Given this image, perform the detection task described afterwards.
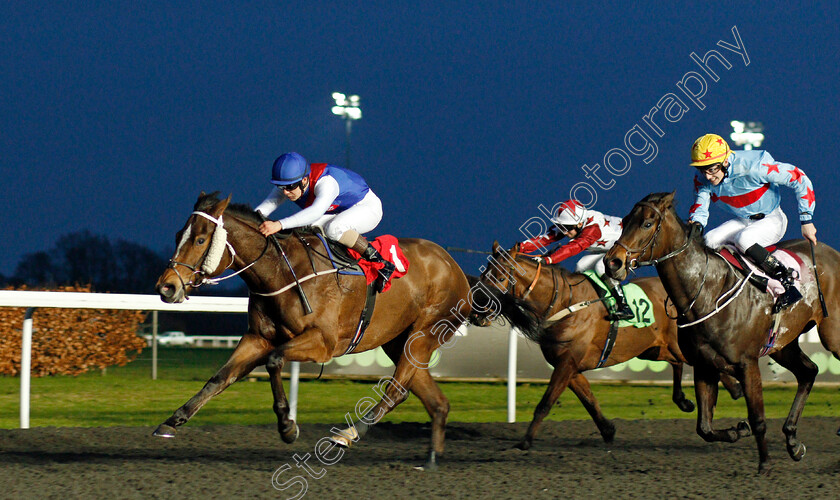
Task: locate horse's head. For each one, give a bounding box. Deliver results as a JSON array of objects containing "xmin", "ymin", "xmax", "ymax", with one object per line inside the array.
[
  {"xmin": 605, "ymin": 191, "xmax": 683, "ymax": 280},
  {"xmin": 156, "ymin": 192, "xmax": 233, "ymax": 303},
  {"xmin": 478, "ymin": 240, "xmax": 538, "ymax": 298}
]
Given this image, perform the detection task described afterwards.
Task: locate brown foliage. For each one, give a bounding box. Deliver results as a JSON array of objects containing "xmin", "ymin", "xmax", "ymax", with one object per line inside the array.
[{"xmin": 0, "ymin": 285, "xmax": 147, "ymax": 376}]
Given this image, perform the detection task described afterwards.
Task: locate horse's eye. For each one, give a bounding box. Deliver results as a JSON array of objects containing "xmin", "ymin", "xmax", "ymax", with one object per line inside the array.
[
  {"xmin": 644, "ymin": 222, "xmax": 653, "ymax": 229},
  {"xmin": 197, "ymin": 237, "xmax": 206, "ymax": 245}
]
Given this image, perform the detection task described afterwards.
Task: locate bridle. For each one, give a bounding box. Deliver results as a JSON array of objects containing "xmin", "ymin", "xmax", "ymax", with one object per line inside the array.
[
  {"xmin": 167, "ymin": 211, "xmax": 268, "ymax": 292},
  {"xmin": 613, "ymin": 201, "xmax": 692, "ymax": 269}
]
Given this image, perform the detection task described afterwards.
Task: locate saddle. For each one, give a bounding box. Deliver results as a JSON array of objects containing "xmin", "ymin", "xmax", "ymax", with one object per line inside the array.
[{"xmin": 718, "ymin": 245, "xmax": 808, "ymax": 300}]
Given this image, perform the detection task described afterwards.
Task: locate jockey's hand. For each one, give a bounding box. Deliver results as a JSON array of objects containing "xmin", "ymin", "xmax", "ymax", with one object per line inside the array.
[
  {"xmin": 259, "ymin": 220, "xmax": 283, "ymax": 236},
  {"xmin": 801, "ymin": 222, "xmax": 817, "ymax": 244},
  {"xmin": 530, "ymin": 256, "xmax": 545, "ymax": 264}
]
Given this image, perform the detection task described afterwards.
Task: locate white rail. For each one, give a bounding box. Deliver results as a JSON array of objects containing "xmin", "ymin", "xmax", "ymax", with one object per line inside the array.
[{"xmin": 0, "ymin": 290, "xmax": 302, "ymax": 429}]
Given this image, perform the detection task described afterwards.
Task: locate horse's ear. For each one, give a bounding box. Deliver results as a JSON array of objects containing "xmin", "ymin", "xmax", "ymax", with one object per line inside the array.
[
  {"xmin": 511, "ymin": 242, "xmax": 521, "ymax": 255},
  {"xmin": 492, "ymin": 240, "xmax": 501, "ymax": 253},
  {"xmin": 211, "ymin": 194, "xmax": 232, "ymax": 217},
  {"xmin": 663, "ymin": 191, "xmax": 676, "ymax": 208}
]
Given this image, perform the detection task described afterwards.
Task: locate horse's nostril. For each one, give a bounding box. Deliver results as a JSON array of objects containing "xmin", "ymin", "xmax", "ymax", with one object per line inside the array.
[{"xmin": 158, "ymin": 284, "xmax": 175, "ymax": 298}]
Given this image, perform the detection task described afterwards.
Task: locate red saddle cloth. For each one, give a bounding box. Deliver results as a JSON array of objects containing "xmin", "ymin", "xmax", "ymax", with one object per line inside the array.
[{"xmin": 347, "ymin": 235, "xmax": 409, "ymax": 293}]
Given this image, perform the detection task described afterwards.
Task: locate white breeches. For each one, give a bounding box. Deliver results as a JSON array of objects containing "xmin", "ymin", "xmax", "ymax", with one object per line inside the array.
[
  {"xmin": 312, "ymin": 190, "xmax": 384, "ymax": 241},
  {"xmin": 703, "ymin": 206, "xmax": 788, "ymax": 252},
  {"xmin": 575, "ymin": 253, "xmax": 606, "ymax": 275}
]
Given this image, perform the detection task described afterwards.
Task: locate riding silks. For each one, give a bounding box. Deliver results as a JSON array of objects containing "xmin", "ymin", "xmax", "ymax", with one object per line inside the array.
[
  {"xmin": 582, "ymin": 271, "xmax": 655, "ymax": 328},
  {"xmin": 346, "ymin": 235, "xmax": 409, "ymax": 293}
]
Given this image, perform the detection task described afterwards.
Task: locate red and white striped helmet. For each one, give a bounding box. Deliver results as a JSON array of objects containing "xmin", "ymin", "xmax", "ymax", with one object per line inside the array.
[{"xmin": 554, "ymin": 200, "xmax": 586, "ymax": 227}]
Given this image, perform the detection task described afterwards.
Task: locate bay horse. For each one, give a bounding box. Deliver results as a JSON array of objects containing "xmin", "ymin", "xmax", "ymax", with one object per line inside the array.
[
  {"xmin": 153, "ymin": 192, "xmax": 541, "ymax": 469},
  {"xmin": 478, "ymin": 241, "xmax": 742, "ymax": 450},
  {"xmin": 604, "ymin": 192, "xmax": 840, "ymax": 474}
]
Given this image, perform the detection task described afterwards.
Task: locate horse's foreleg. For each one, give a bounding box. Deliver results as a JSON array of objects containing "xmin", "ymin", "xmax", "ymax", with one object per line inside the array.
[
  {"xmin": 694, "ymin": 364, "xmax": 751, "ymax": 444},
  {"xmin": 516, "ymin": 360, "xmax": 578, "ymax": 450},
  {"xmin": 266, "ymin": 351, "xmax": 299, "ymax": 444},
  {"xmin": 668, "ymin": 362, "xmax": 695, "ymax": 412},
  {"xmin": 153, "ymin": 334, "xmax": 271, "ymax": 437},
  {"xmin": 770, "ymin": 341, "xmax": 817, "ymax": 462},
  {"xmin": 738, "ymin": 360, "xmax": 770, "ymax": 474},
  {"xmin": 719, "ymin": 372, "xmax": 744, "ymax": 400},
  {"xmin": 568, "ymin": 372, "xmax": 616, "ymax": 444}
]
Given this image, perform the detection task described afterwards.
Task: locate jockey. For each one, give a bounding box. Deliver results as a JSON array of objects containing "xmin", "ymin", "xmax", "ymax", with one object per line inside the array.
[
  {"xmin": 256, "ymin": 152, "xmax": 395, "ymax": 291},
  {"xmin": 519, "ymin": 200, "xmax": 634, "ymax": 321},
  {"xmin": 687, "ymin": 133, "xmax": 818, "ymax": 312}
]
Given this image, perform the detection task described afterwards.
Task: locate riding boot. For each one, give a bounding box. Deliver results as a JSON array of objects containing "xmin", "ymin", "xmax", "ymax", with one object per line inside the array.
[
  {"xmin": 351, "ymin": 235, "xmax": 396, "ymax": 292},
  {"xmin": 606, "ymin": 277, "xmax": 635, "ymax": 321},
  {"xmin": 744, "ymin": 243, "xmax": 803, "ymax": 313}
]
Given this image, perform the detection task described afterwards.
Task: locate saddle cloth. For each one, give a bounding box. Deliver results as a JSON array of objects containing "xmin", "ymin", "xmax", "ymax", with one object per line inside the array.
[
  {"xmin": 719, "ymin": 245, "xmax": 810, "ymax": 300},
  {"xmin": 582, "ymin": 270, "xmax": 655, "ymax": 328},
  {"xmin": 347, "ymin": 235, "xmax": 409, "ymax": 293}
]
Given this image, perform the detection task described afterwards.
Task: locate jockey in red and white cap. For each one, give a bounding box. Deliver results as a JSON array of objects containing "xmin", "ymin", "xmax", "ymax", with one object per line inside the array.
[{"xmin": 519, "ymin": 200, "xmax": 634, "ymax": 321}]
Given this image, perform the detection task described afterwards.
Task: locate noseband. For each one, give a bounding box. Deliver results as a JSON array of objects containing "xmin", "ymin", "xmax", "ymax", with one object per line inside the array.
[{"xmin": 167, "ymin": 211, "xmax": 258, "ymax": 290}]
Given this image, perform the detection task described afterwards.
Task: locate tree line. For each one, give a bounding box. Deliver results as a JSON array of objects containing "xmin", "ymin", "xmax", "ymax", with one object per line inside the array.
[{"xmin": 4, "ymin": 230, "xmax": 170, "ymax": 294}]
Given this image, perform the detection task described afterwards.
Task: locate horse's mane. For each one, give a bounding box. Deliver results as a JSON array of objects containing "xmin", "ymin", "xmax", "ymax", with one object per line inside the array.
[{"xmin": 193, "ymin": 191, "xmax": 321, "ymax": 236}]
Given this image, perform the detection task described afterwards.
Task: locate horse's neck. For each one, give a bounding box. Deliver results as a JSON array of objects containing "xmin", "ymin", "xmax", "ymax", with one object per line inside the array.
[
  {"xmin": 656, "ymin": 237, "xmax": 736, "ymax": 319},
  {"xmin": 225, "ymin": 217, "xmax": 292, "ymax": 288}
]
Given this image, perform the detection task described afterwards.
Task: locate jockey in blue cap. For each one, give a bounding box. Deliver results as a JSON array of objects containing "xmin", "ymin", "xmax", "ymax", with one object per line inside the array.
[
  {"xmin": 688, "ymin": 134, "xmax": 817, "ymax": 312},
  {"xmin": 256, "ymin": 152, "xmax": 395, "ymax": 291}
]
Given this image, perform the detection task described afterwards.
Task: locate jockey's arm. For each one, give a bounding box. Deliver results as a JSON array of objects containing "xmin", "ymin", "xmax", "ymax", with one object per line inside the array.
[
  {"xmin": 544, "ymin": 225, "xmax": 601, "ymax": 264},
  {"xmin": 688, "ymin": 175, "xmax": 711, "ymax": 227},
  {"xmin": 255, "ymin": 188, "xmax": 286, "ymax": 217},
  {"xmin": 519, "ymin": 229, "xmax": 562, "ymax": 254},
  {"xmin": 754, "ymin": 153, "xmax": 817, "ymax": 244},
  {"xmin": 277, "ymin": 176, "xmax": 340, "ymax": 229}
]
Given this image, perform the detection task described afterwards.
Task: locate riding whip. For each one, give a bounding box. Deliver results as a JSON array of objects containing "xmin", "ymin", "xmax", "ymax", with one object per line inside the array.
[
  {"xmin": 256, "ymin": 211, "xmax": 314, "ymax": 315},
  {"xmin": 809, "ymin": 241, "xmax": 828, "ymax": 317}
]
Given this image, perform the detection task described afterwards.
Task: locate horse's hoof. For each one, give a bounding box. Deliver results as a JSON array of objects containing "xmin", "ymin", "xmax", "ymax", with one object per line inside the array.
[
  {"xmin": 601, "ymin": 423, "xmax": 616, "ymax": 444},
  {"xmin": 788, "ymin": 442, "xmax": 806, "ymax": 461},
  {"xmin": 758, "ymin": 462, "xmax": 772, "ymax": 476},
  {"xmin": 836, "ymin": 426, "xmax": 840, "ymax": 437},
  {"xmin": 514, "ymin": 439, "xmax": 532, "ymax": 451},
  {"xmin": 280, "ymin": 423, "xmax": 299, "ymax": 444},
  {"xmin": 413, "ymin": 451, "xmax": 438, "ymax": 471},
  {"xmin": 152, "ymin": 423, "xmax": 177, "ymax": 438},
  {"xmin": 677, "ymin": 398, "xmax": 695, "ymax": 413},
  {"xmin": 736, "ymin": 420, "xmax": 752, "ymax": 438},
  {"xmin": 328, "ymin": 427, "xmax": 359, "ymax": 449}
]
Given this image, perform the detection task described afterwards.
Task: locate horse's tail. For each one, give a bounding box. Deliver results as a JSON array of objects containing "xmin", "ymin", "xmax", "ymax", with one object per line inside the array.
[{"xmin": 484, "ymin": 285, "xmax": 545, "ymax": 342}]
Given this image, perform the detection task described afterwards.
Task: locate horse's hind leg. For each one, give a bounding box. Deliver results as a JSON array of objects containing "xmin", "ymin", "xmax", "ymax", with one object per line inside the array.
[
  {"xmin": 153, "ymin": 334, "xmax": 271, "ymax": 437},
  {"xmin": 266, "ymin": 351, "xmax": 299, "ymax": 444},
  {"xmin": 720, "ymin": 372, "xmax": 744, "ymax": 400},
  {"xmin": 669, "ymin": 362, "xmax": 695, "ymax": 412},
  {"xmin": 770, "ymin": 341, "xmax": 817, "ymax": 461},
  {"xmin": 516, "ymin": 359, "xmax": 578, "ymax": 450},
  {"xmin": 815, "ymin": 316, "xmax": 840, "ymax": 436}
]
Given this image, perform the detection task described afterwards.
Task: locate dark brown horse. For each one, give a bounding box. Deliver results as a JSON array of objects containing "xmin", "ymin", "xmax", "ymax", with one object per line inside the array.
[
  {"xmin": 153, "ymin": 192, "xmax": 540, "ymax": 469},
  {"xmin": 478, "ymin": 241, "xmax": 742, "ymax": 449},
  {"xmin": 605, "ymin": 192, "xmax": 840, "ymax": 474}
]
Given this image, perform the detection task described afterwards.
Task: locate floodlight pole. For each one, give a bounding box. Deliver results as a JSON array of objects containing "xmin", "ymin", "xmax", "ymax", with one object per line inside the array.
[{"xmin": 332, "ymin": 92, "xmax": 361, "ymax": 169}]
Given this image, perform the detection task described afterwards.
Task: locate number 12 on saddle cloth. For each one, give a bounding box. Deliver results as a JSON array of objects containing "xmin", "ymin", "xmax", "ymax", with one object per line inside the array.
[
  {"xmin": 347, "ymin": 235, "xmax": 409, "ymax": 292},
  {"xmin": 582, "ymin": 270, "xmax": 655, "ymax": 328}
]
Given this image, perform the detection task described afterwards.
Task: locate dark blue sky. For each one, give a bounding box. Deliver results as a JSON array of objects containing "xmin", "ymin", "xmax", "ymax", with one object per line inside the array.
[{"xmin": 3, "ymin": 2, "xmax": 839, "ymax": 281}]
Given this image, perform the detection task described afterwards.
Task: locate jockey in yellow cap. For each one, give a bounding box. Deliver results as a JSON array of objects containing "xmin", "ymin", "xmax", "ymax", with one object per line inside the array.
[{"xmin": 688, "ymin": 134, "xmax": 817, "ymax": 312}]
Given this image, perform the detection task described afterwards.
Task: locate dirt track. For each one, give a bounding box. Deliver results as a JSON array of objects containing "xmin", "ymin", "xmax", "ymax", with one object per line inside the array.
[{"xmin": 1, "ymin": 417, "xmax": 838, "ymax": 499}]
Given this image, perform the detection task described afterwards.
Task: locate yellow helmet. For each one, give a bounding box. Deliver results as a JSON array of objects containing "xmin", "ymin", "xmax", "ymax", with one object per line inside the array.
[{"xmin": 690, "ymin": 134, "xmax": 731, "ymax": 167}]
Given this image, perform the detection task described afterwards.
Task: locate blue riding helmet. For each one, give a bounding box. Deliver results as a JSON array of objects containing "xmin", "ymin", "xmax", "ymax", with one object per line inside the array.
[{"xmin": 270, "ymin": 152, "xmax": 310, "ymax": 185}]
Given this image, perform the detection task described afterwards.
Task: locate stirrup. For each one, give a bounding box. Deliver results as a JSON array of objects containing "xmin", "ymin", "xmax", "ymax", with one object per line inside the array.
[
  {"xmin": 609, "ymin": 305, "xmax": 635, "ymax": 321},
  {"xmin": 374, "ymin": 260, "xmax": 396, "ymax": 292}
]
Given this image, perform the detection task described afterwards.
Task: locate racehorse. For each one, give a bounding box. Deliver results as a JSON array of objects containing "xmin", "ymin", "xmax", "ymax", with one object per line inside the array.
[
  {"xmin": 604, "ymin": 192, "xmax": 840, "ymax": 474},
  {"xmin": 477, "ymin": 241, "xmax": 742, "ymax": 450},
  {"xmin": 153, "ymin": 192, "xmax": 541, "ymax": 469}
]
